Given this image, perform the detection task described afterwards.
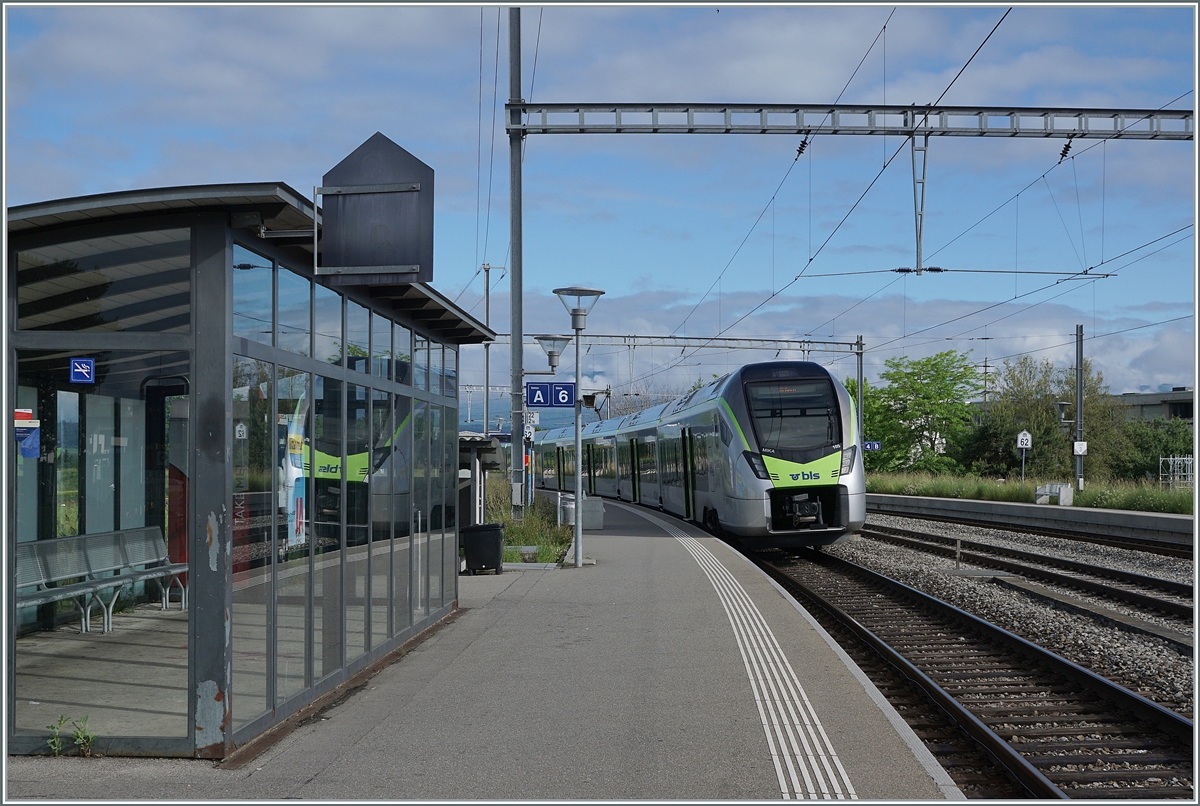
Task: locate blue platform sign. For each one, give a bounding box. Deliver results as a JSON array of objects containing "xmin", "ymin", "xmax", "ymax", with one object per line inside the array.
[
  {"xmin": 550, "ymin": 382, "xmax": 576, "ymax": 408},
  {"xmin": 863, "ymin": 441, "xmax": 882, "ymax": 451},
  {"xmin": 526, "ymin": 382, "xmax": 551, "ymax": 407},
  {"xmin": 69, "ymin": 358, "xmax": 95, "ymax": 384}
]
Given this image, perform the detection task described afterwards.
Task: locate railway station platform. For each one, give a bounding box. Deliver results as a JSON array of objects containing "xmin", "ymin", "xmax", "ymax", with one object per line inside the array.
[{"xmin": 6, "ymin": 500, "xmax": 962, "ymax": 801}]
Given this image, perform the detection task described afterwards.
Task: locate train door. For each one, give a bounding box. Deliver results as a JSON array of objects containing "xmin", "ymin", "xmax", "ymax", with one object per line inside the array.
[
  {"xmin": 586, "ymin": 444, "xmax": 596, "ymax": 495},
  {"xmin": 682, "ymin": 427, "xmax": 696, "ymax": 521},
  {"xmin": 629, "ymin": 439, "xmax": 640, "ymax": 503}
]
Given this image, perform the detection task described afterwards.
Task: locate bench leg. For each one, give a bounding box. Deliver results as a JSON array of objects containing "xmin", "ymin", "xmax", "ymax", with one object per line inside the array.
[
  {"xmin": 94, "ymin": 587, "xmax": 124, "ymax": 633},
  {"xmin": 76, "ymin": 596, "xmax": 92, "ymax": 633},
  {"xmin": 170, "ymin": 575, "xmax": 188, "ymax": 611}
]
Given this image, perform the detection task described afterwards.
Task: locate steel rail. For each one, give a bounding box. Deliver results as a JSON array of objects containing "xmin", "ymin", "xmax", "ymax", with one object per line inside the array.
[
  {"xmin": 866, "ymin": 506, "xmax": 1193, "ymax": 559},
  {"xmin": 752, "ymin": 555, "xmax": 1069, "ymax": 800},
  {"xmin": 862, "ymin": 526, "xmax": 1194, "ymax": 618},
  {"xmin": 819, "ymin": 553, "xmax": 1194, "ymax": 740}
]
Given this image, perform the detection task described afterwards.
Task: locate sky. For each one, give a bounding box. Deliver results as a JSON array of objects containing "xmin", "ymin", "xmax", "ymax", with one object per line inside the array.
[{"xmin": 4, "ymin": 3, "xmax": 1196, "ymax": 433}]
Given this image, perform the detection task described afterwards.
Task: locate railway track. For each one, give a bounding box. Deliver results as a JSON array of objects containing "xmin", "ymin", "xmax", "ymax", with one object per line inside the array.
[
  {"xmin": 860, "ymin": 524, "xmax": 1194, "ymax": 631},
  {"xmin": 868, "ymin": 509, "xmax": 1192, "ymax": 559},
  {"xmin": 748, "ymin": 547, "xmax": 1194, "ymax": 799}
]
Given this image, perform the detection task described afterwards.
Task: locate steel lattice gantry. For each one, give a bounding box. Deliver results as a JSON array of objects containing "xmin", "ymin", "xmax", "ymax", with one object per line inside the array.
[{"xmin": 506, "ymin": 103, "xmax": 1193, "ymax": 139}]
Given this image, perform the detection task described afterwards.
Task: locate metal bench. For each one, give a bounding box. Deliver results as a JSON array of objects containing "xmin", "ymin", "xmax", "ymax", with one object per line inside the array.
[{"xmin": 15, "ymin": 527, "xmax": 187, "ymax": 634}]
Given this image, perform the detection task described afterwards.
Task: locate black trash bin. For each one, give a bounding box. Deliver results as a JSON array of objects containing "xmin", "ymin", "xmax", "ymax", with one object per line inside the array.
[{"xmin": 461, "ymin": 523, "xmax": 504, "ymax": 575}]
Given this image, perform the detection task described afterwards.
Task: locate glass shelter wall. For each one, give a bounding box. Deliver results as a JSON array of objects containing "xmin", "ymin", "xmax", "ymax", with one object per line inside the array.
[
  {"xmin": 226, "ymin": 241, "xmax": 459, "ymax": 737},
  {"xmin": 10, "ymin": 210, "xmax": 463, "ymax": 757},
  {"xmin": 11, "ymin": 223, "xmax": 196, "ymax": 743}
]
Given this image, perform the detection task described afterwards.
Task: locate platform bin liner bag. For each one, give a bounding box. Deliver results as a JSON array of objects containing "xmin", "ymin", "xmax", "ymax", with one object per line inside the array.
[{"xmin": 461, "ymin": 523, "xmax": 504, "ymax": 575}]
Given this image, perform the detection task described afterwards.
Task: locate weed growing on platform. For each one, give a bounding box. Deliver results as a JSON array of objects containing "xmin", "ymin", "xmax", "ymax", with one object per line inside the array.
[
  {"xmin": 71, "ymin": 716, "xmax": 95, "ymax": 757},
  {"xmin": 46, "ymin": 715, "xmax": 68, "ymax": 756},
  {"xmin": 484, "ymin": 473, "xmax": 573, "ymax": 562}
]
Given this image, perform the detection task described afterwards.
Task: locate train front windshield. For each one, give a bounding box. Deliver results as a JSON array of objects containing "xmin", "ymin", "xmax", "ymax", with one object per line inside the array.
[{"xmin": 745, "ymin": 379, "xmax": 841, "ymax": 462}]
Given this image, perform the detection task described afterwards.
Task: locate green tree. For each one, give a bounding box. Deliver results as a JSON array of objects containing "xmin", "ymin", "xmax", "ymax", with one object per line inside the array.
[
  {"xmin": 1110, "ymin": 417, "xmax": 1195, "ymax": 480},
  {"xmin": 961, "ymin": 355, "xmax": 1063, "ymax": 478},
  {"xmin": 873, "ymin": 350, "xmax": 983, "ymax": 473},
  {"xmin": 962, "ymin": 354, "xmax": 1133, "ymax": 481},
  {"xmin": 843, "ymin": 376, "xmax": 909, "ymax": 472}
]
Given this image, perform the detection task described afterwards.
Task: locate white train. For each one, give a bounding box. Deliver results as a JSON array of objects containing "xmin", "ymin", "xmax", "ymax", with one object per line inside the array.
[{"xmin": 533, "ymin": 361, "xmax": 866, "ymax": 547}]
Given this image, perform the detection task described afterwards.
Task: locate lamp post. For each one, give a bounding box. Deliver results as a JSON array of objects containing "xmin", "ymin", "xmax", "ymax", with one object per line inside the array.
[{"xmin": 553, "ymin": 286, "xmax": 605, "ymax": 568}]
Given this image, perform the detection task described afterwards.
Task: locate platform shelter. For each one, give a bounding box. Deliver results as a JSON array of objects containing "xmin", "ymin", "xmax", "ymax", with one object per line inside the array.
[{"xmin": 7, "ymin": 164, "xmax": 491, "ymax": 756}]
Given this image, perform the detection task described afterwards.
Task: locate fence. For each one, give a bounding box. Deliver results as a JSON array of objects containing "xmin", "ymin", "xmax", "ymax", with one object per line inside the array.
[{"xmin": 1159, "ymin": 455, "xmax": 1194, "ymax": 490}]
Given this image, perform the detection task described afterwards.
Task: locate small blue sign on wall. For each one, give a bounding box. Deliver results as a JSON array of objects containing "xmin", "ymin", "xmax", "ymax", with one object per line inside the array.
[
  {"xmin": 526, "ymin": 382, "xmax": 551, "ymax": 407},
  {"xmin": 69, "ymin": 358, "xmax": 95, "ymax": 384},
  {"xmin": 863, "ymin": 441, "xmax": 882, "ymax": 451},
  {"xmin": 550, "ymin": 382, "xmax": 576, "ymax": 408}
]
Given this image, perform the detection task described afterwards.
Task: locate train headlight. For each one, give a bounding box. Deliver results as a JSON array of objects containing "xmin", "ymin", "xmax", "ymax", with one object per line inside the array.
[
  {"xmin": 743, "ymin": 451, "xmax": 771, "ymax": 480},
  {"xmin": 840, "ymin": 445, "xmax": 857, "ymax": 476}
]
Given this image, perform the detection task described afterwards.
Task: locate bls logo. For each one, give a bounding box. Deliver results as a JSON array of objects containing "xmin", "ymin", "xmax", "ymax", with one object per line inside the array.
[{"xmin": 790, "ymin": 471, "xmax": 820, "ymax": 481}]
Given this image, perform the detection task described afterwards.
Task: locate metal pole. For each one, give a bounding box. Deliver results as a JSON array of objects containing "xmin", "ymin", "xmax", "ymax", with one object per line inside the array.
[
  {"xmin": 482, "ymin": 263, "xmax": 490, "ymax": 517},
  {"xmin": 508, "ymin": 7, "xmax": 524, "ymax": 519},
  {"xmin": 856, "ymin": 335, "xmax": 864, "ymax": 446},
  {"xmin": 1075, "ymin": 324, "xmax": 1084, "ymax": 492},
  {"xmin": 574, "ymin": 324, "xmax": 583, "ymax": 567}
]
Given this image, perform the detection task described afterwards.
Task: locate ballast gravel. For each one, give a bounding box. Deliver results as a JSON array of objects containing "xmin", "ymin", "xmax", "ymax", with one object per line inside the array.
[
  {"xmin": 864, "ymin": 514, "xmax": 1195, "ymax": 635},
  {"xmin": 826, "ymin": 518, "xmax": 1194, "ymax": 719}
]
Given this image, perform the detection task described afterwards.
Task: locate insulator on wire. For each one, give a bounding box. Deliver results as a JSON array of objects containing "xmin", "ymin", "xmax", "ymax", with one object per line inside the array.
[{"xmin": 1059, "ymin": 140, "xmax": 1072, "ymax": 162}]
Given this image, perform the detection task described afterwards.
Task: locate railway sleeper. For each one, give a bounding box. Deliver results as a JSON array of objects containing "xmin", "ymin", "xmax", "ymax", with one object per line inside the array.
[
  {"xmin": 1045, "ymin": 768, "xmax": 1193, "ymax": 783},
  {"xmin": 1028, "ymin": 752, "xmax": 1193, "ymax": 767},
  {"xmin": 993, "ymin": 725, "xmax": 1177, "ymax": 738}
]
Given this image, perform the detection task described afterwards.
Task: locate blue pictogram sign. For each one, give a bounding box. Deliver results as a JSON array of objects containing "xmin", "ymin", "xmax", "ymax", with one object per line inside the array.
[
  {"xmin": 550, "ymin": 382, "xmax": 576, "ymax": 407},
  {"xmin": 863, "ymin": 441, "xmax": 882, "ymax": 451},
  {"xmin": 69, "ymin": 358, "xmax": 95, "ymax": 384},
  {"xmin": 526, "ymin": 382, "xmax": 551, "ymax": 407}
]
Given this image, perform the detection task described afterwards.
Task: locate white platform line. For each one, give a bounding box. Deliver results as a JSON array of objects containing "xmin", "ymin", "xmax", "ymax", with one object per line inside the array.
[{"xmin": 618, "ymin": 505, "xmax": 856, "ymax": 800}]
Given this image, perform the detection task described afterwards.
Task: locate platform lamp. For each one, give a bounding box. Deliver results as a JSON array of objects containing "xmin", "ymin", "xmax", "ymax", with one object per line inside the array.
[{"xmin": 553, "ymin": 286, "xmax": 605, "ymax": 568}]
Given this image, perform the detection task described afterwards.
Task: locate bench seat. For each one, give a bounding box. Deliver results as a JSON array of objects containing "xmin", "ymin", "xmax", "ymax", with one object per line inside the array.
[{"xmin": 16, "ymin": 527, "xmax": 187, "ymax": 634}]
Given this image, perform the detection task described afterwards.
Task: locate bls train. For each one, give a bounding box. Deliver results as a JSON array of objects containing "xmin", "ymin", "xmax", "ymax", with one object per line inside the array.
[{"xmin": 532, "ymin": 361, "xmax": 866, "ymax": 548}]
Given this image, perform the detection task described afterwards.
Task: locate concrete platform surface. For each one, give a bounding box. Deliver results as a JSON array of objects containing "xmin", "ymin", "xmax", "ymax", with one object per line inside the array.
[{"xmin": 7, "ymin": 500, "xmax": 961, "ymax": 801}]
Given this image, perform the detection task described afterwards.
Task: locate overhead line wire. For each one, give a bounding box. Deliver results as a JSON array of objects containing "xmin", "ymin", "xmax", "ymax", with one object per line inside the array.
[{"xmin": 669, "ymin": 7, "xmax": 897, "ymax": 337}]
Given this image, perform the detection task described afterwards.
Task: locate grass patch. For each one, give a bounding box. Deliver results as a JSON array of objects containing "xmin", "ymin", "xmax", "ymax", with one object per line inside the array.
[
  {"xmin": 484, "ymin": 474, "xmax": 574, "ymax": 563},
  {"xmin": 867, "ymin": 472, "xmax": 1193, "ymax": 515}
]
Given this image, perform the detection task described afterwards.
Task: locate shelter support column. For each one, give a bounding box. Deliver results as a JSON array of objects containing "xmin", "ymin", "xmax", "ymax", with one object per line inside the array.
[{"xmin": 191, "ymin": 217, "xmax": 235, "ymax": 757}]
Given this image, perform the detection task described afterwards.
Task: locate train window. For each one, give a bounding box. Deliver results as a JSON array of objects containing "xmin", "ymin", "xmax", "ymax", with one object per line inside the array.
[
  {"xmin": 745, "ymin": 379, "xmax": 840, "ymax": 463},
  {"xmin": 719, "ymin": 418, "xmax": 733, "ymax": 447}
]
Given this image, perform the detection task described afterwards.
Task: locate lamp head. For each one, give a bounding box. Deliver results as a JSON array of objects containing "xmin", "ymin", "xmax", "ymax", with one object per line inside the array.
[
  {"xmin": 534, "ymin": 334, "xmax": 571, "ymax": 372},
  {"xmin": 553, "ymin": 286, "xmax": 605, "ymax": 330}
]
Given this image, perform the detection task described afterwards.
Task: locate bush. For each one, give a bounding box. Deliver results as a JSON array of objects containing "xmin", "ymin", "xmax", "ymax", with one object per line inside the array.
[{"xmin": 483, "ymin": 473, "xmax": 574, "ymax": 559}]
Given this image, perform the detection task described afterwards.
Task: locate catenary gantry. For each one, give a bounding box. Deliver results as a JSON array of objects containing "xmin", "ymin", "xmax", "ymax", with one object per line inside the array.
[{"xmin": 507, "ymin": 103, "xmax": 1193, "ymax": 139}]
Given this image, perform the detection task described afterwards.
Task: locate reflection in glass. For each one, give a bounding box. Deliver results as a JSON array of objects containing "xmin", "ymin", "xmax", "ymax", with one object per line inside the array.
[
  {"xmin": 429, "ymin": 344, "xmax": 443, "ymax": 398},
  {"xmin": 232, "ymin": 356, "xmax": 273, "ymax": 729},
  {"xmin": 233, "ymin": 245, "xmax": 273, "ymax": 345},
  {"xmin": 444, "ymin": 348, "xmax": 458, "ymax": 399},
  {"xmin": 314, "ymin": 376, "xmax": 344, "ymax": 680},
  {"xmin": 443, "ymin": 405, "xmax": 459, "ymax": 605},
  {"xmin": 277, "ymin": 367, "xmax": 311, "ymax": 703},
  {"xmin": 276, "ymin": 270, "xmax": 311, "ymax": 357},
  {"xmin": 371, "ymin": 389, "xmax": 393, "ymax": 645},
  {"xmin": 428, "ymin": 406, "xmax": 443, "ymax": 608},
  {"xmin": 18, "ymin": 228, "xmax": 192, "ymax": 333},
  {"xmin": 346, "ymin": 383, "xmax": 369, "ymax": 661},
  {"xmin": 414, "ymin": 335, "xmax": 429, "ymax": 392},
  {"xmin": 392, "ymin": 395, "xmax": 412, "ymax": 634},
  {"xmin": 394, "ymin": 325, "xmax": 412, "ymax": 385},
  {"xmin": 314, "ymin": 285, "xmax": 342, "ymax": 367},
  {"xmin": 346, "ymin": 299, "xmax": 370, "ymax": 374},
  {"xmin": 372, "ymin": 313, "xmax": 392, "ymax": 380},
  {"xmin": 412, "ymin": 400, "xmax": 429, "ymax": 619}
]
